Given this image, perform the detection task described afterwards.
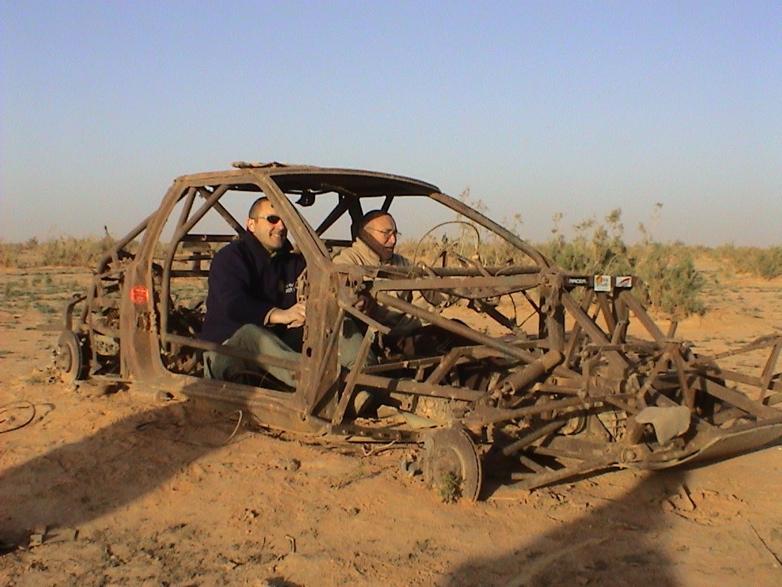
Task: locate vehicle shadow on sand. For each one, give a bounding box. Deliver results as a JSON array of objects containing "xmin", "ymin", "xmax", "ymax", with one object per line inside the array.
[
  {"xmin": 0, "ymin": 400, "xmax": 242, "ymax": 548},
  {"xmin": 439, "ymin": 469, "xmax": 692, "ymax": 587}
]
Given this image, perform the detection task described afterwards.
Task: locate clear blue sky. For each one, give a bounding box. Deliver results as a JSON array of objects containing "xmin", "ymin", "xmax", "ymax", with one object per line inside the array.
[{"xmin": 2, "ymin": 1, "xmax": 780, "ymax": 246}]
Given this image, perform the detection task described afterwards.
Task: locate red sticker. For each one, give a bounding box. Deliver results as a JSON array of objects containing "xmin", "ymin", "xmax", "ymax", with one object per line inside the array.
[{"xmin": 130, "ymin": 285, "xmax": 149, "ymax": 305}]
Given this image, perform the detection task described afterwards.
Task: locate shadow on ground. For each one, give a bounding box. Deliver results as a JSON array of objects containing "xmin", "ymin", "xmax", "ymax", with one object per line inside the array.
[
  {"xmin": 0, "ymin": 401, "xmax": 238, "ymax": 547},
  {"xmin": 440, "ymin": 469, "xmax": 690, "ymax": 587}
]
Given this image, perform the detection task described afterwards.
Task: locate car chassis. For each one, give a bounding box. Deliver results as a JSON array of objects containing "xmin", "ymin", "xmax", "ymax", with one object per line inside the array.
[{"xmin": 55, "ymin": 162, "xmax": 782, "ymax": 501}]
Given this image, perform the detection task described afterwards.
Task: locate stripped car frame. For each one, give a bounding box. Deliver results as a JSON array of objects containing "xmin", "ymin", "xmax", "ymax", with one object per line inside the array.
[{"xmin": 55, "ymin": 162, "xmax": 782, "ymax": 501}]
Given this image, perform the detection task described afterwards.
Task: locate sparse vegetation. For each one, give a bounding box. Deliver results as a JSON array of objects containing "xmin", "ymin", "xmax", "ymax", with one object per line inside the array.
[
  {"xmin": 2, "ymin": 209, "xmax": 778, "ymax": 321},
  {"xmin": 0, "ymin": 236, "xmax": 115, "ymax": 269},
  {"xmin": 632, "ymin": 242, "xmax": 705, "ymax": 318},
  {"xmin": 0, "ymin": 270, "xmax": 92, "ymax": 324},
  {"xmin": 435, "ymin": 471, "xmax": 462, "ymax": 504},
  {"xmin": 711, "ymin": 244, "xmax": 782, "ymax": 279},
  {"xmin": 533, "ymin": 208, "xmax": 705, "ymax": 318},
  {"xmin": 539, "ymin": 209, "xmax": 631, "ymax": 275}
]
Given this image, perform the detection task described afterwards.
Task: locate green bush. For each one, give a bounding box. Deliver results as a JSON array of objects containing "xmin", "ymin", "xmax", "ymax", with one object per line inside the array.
[
  {"xmin": 537, "ymin": 209, "xmax": 705, "ymax": 319},
  {"xmin": 539, "ymin": 209, "xmax": 633, "ymax": 276},
  {"xmin": 631, "ymin": 243, "xmax": 705, "ymax": 318},
  {"xmin": 713, "ymin": 244, "xmax": 782, "ymax": 279},
  {"xmin": 754, "ymin": 247, "xmax": 782, "ymax": 279}
]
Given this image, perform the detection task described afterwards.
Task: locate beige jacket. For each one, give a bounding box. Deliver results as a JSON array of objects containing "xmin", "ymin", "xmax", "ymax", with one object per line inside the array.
[{"xmin": 332, "ymin": 239, "xmax": 439, "ymax": 334}]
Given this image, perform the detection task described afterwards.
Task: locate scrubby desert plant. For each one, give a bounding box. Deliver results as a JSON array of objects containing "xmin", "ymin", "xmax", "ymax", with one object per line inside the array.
[
  {"xmin": 538, "ymin": 208, "xmax": 705, "ymax": 318},
  {"xmin": 540, "ymin": 209, "xmax": 633, "ymax": 277},
  {"xmin": 0, "ymin": 235, "xmax": 116, "ymax": 268},
  {"xmin": 712, "ymin": 244, "xmax": 782, "ymax": 279},
  {"xmin": 632, "ymin": 242, "xmax": 705, "ymax": 318}
]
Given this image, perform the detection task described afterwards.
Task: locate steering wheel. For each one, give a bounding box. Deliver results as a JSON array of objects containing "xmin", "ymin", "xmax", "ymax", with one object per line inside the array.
[{"xmin": 412, "ymin": 221, "xmax": 483, "ymax": 268}]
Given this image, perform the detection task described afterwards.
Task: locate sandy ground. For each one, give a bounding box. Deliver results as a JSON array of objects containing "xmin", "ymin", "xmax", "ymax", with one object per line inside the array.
[{"xmin": 1, "ymin": 264, "xmax": 781, "ymax": 586}]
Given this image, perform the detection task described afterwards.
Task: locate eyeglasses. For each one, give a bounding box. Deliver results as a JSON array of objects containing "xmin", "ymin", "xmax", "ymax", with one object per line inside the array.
[
  {"xmin": 365, "ymin": 227, "xmax": 400, "ymax": 239},
  {"xmin": 252, "ymin": 215, "xmax": 283, "ymax": 225}
]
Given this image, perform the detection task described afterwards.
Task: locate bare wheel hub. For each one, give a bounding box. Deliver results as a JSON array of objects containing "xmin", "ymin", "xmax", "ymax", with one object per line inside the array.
[
  {"xmin": 423, "ymin": 427, "xmax": 482, "ymax": 502},
  {"xmin": 54, "ymin": 330, "xmax": 86, "ymax": 383}
]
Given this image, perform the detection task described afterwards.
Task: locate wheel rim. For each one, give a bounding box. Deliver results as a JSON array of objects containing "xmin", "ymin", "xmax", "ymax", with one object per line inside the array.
[
  {"xmin": 424, "ymin": 427, "xmax": 482, "ymax": 502},
  {"xmin": 55, "ymin": 330, "xmax": 84, "ymax": 383}
]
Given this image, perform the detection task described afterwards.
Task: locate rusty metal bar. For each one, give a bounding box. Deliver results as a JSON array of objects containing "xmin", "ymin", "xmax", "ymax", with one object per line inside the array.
[
  {"xmin": 696, "ymin": 375, "xmax": 780, "ymax": 419},
  {"xmin": 163, "ymin": 333, "xmax": 301, "ymax": 373},
  {"xmin": 517, "ymin": 454, "xmax": 548, "ymax": 474},
  {"xmin": 473, "ymin": 298, "xmax": 521, "ymax": 333},
  {"xmin": 161, "ymin": 187, "xmax": 198, "ymax": 338},
  {"xmin": 535, "ymin": 383, "xmax": 584, "ymax": 395},
  {"xmin": 584, "ymin": 342, "xmax": 662, "ymax": 354},
  {"xmin": 314, "ymin": 193, "xmax": 354, "ymax": 236},
  {"xmin": 353, "ymin": 373, "xmax": 484, "ymax": 401},
  {"xmin": 563, "ymin": 288, "xmax": 593, "ymax": 368},
  {"xmin": 375, "ymin": 292, "xmax": 540, "ymax": 363},
  {"xmin": 560, "ymin": 290, "xmax": 627, "ymax": 371},
  {"xmin": 337, "ymin": 296, "xmax": 391, "ymax": 335},
  {"xmin": 595, "ymin": 292, "xmax": 617, "ymax": 334},
  {"xmin": 370, "ymin": 274, "xmax": 541, "ymax": 294},
  {"xmin": 698, "ymin": 366, "xmax": 765, "ymax": 389},
  {"xmin": 95, "ymin": 209, "xmax": 157, "ymax": 275},
  {"xmin": 429, "ymin": 192, "xmax": 553, "ymax": 268},
  {"xmin": 426, "ymin": 266, "xmax": 541, "ymax": 277},
  {"xmin": 497, "ymin": 350, "xmax": 564, "ymax": 398},
  {"xmin": 332, "ymin": 328, "xmax": 377, "ymax": 425},
  {"xmin": 362, "ymin": 355, "xmax": 447, "ymax": 374},
  {"xmin": 511, "ymin": 457, "xmax": 618, "ymax": 490},
  {"xmin": 209, "ymin": 198, "xmax": 246, "ymax": 235},
  {"xmin": 618, "ymin": 289, "xmax": 666, "ymax": 342},
  {"xmin": 177, "ymin": 380, "xmax": 327, "ymax": 435},
  {"xmin": 465, "ymin": 395, "xmax": 633, "ymax": 428},
  {"xmin": 560, "ymin": 290, "xmax": 611, "ymax": 346},
  {"xmin": 611, "ymin": 294, "xmax": 630, "ymax": 345},
  {"xmin": 761, "ymin": 339, "xmax": 782, "ymax": 401},
  {"xmin": 696, "ymin": 335, "xmax": 782, "ymax": 363},
  {"xmin": 670, "ymin": 345, "xmax": 696, "ymax": 410},
  {"xmin": 427, "ymin": 348, "xmax": 470, "ymax": 385},
  {"xmin": 180, "ymin": 233, "xmax": 235, "ymax": 243},
  {"xmin": 501, "ymin": 420, "xmax": 566, "ymax": 456}
]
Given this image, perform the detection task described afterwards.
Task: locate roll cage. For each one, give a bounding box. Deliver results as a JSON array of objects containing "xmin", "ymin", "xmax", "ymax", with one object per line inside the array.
[{"xmin": 55, "ymin": 162, "xmax": 782, "ymax": 501}]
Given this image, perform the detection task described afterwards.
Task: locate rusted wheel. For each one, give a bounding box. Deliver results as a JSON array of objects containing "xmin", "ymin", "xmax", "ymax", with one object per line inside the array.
[
  {"xmin": 423, "ymin": 427, "xmax": 482, "ymax": 502},
  {"xmin": 54, "ymin": 330, "xmax": 88, "ymax": 383}
]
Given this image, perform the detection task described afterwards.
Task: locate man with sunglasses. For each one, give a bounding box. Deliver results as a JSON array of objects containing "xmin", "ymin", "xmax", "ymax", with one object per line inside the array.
[{"xmin": 201, "ymin": 197, "xmax": 306, "ymax": 387}]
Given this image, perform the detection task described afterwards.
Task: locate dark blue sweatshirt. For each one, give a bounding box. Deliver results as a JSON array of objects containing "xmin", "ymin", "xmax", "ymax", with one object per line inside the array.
[{"xmin": 200, "ymin": 231, "xmax": 306, "ymax": 345}]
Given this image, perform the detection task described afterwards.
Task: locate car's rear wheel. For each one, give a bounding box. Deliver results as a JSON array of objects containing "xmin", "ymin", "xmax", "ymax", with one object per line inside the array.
[
  {"xmin": 54, "ymin": 330, "xmax": 89, "ymax": 383},
  {"xmin": 423, "ymin": 427, "xmax": 482, "ymax": 502}
]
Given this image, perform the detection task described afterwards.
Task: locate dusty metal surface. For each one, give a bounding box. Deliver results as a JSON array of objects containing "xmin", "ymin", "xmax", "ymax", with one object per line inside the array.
[{"xmin": 56, "ymin": 162, "xmax": 782, "ymax": 500}]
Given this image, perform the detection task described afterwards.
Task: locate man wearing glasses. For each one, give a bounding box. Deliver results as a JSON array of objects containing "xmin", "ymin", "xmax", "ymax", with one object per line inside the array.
[
  {"xmin": 333, "ymin": 210, "xmax": 457, "ymax": 358},
  {"xmin": 201, "ymin": 197, "xmax": 306, "ymax": 387}
]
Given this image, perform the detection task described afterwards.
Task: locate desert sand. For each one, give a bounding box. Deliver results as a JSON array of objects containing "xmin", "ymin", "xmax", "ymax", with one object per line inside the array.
[{"xmin": 1, "ymin": 263, "xmax": 780, "ymax": 586}]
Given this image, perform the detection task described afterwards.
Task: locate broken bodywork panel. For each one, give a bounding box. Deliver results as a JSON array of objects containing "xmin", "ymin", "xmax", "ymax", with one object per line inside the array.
[{"xmin": 55, "ymin": 162, "xmax": 782, "ymax": 501}]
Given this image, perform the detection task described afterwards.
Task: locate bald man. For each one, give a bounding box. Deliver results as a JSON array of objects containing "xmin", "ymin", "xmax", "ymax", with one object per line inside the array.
[{"xmin": 201, "ymin": 197, "xmax": 305, "ymax": 387}]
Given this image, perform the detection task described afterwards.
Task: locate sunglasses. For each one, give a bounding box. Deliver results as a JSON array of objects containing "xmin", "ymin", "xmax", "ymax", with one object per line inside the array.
[{"xmin": 253, "ymin": 215, "xmax": 283, "ymax": 225}]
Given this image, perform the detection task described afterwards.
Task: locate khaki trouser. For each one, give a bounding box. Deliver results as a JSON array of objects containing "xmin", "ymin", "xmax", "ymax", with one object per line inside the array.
[
  {"xmin": 204, "ymin": 320, "xmax": 376, "ymax": 388},
  {"xmin": 204, "ymin": 324, "xmax": 301, "ymax": 387}
]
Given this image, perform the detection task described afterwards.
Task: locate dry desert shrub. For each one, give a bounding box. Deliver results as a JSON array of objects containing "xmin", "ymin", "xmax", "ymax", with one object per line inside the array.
[
  {"xmin": 399, "ymin": 200, "xmax": 708, "ymax": 319},
  {"xmin": 631, "ymin": 242, "xmax": 705, "ymax": 318},
  {"xmin": 2, "ymin": 206, "xmax": 774, "ymax": 321},
  {"xmin": 0, "ymin": 236, "xmax": 115, "ymax": 269},
  {"xmin": 535, "ymin": 208, "xmax": 705, "ymax": 318},
  {"xmin": 711, "ymin": 244, "xmax": 782, "ymax": 279}
]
